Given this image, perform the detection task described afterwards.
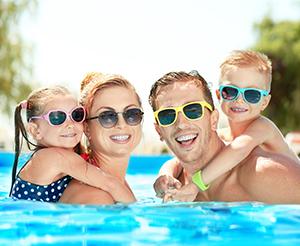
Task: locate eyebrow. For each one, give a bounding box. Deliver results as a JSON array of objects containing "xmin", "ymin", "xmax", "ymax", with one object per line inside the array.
[{"xmin": 95, "ymin": 104, "xmax": 139, "ymax": 112}]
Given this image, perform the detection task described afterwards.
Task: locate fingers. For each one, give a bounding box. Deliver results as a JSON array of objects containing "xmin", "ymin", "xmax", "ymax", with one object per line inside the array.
[
  {"xmin": 154, "ymin": 175, "xmax": 182, "ymax": 198},
  {"xmin": 163, "ymin": 193, "xmax": 174, "ymax": 203}
]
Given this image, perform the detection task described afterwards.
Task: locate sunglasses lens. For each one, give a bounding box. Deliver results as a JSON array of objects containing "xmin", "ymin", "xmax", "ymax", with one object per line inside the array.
[
  {"xmin": 49, "ymin": 111, "xmax": 67, "ymax": 125},
  {"xmin": 124, "ymin": 108, "xmax": 143, "ymax": 126},
  {"xmin": 157, "ymin": 109, "xmax": 176, "ymax": 126},
  {"xmin": 221, "ymin": 86, "xmax": 238, "ymax": 100},
  {"xmin": 71, "ymin": 107, "xmax": 85, "ymax": 122},
  {"xmin": 244, "ymin": 89, "xmax": 261, "ymax": 104},
  {"xmin": 98, "ymin": 111, "xmax": 118, "ymax": 128},
  {"xmin": 183, "ymin": 103, "xmax": 203, "ymax": 119}
]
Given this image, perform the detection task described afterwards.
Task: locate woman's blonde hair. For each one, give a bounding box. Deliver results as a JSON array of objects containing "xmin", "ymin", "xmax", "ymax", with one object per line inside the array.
[{"xmin": 80, "ymin": 72, "xmax": 141, "ymax": 116}]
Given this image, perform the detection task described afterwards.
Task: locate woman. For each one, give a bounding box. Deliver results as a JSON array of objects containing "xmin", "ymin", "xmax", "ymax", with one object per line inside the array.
[{"xmin": 60, "ymin": 72, "xmax": 143, "ymax": 204}]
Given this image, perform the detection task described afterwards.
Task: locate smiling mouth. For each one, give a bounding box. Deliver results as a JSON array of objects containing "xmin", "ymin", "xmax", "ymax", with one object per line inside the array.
[
  {"xmin": 230, "ymin": 107, "xmax": 248, "ymax": 113},
  {"xmin": 175, "ymin": 134, "xmax": 198, "ymax": 146},
  {"xmin": 110, "ymin": 134, "xmax": 131, "ymax": 143}
]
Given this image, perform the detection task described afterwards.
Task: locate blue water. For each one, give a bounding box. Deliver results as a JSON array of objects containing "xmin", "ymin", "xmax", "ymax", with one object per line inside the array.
[{"xmin": 1, "ymin": 152, "xmax": 300, "ymax": 245}]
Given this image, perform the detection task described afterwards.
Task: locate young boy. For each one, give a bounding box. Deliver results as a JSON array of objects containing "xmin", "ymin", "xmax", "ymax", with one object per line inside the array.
[{"xmin": 155, "ymin": 50, "xmax": 300, "ymax": 202}]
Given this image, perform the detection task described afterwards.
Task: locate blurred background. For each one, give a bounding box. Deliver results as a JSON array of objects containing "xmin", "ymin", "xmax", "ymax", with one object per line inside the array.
[{"xmin": 0, "ymin": 0, "xmax": 299, "ymax": 154}]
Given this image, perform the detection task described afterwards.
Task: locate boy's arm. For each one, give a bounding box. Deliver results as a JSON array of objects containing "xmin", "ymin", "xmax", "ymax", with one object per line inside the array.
[
  {"xmin": 201, "ymin": 117, "xmax": 274, "ymax": 185},
  {"xmin": 49, "ymin": 148, "xmax": 136, "ymax": 203}
]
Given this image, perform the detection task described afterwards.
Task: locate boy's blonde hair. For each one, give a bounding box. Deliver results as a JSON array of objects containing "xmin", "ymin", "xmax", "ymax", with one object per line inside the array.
[{"xmin": 220, "ymin": 50, "xmax": 272, "ymax": 87}]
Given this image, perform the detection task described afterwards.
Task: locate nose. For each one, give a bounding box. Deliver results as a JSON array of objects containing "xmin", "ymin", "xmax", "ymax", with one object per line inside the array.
[
  {"xmin": 174, "ymin": 111, "xmax": 190, "ymax": 129},
  {"xmin": 114, "ymin": 113, "xmax": 126, "ymax": 129},
  {"xmin": 235, "ymin": 93, "xmax": 244, "ymax": 103}
]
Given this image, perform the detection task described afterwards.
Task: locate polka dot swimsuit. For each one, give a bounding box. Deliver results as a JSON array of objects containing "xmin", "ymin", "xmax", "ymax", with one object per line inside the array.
[{"xmin": 11, "ymin": 175, "xmax": 72, "ymax": 202}]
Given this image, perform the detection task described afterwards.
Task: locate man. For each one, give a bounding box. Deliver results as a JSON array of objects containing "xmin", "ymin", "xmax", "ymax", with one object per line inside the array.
[{"xmin": 149, "ymin": 71, "xmax": 300, "ymax": 203}]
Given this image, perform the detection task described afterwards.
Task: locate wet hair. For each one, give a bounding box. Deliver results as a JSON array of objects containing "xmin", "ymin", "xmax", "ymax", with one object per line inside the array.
[
  {"xmin": 80, "ymin": 72, "xmax": 142, "ymax": 116},
  {"xmin": 220, "ymin": 50, "xmax": 272, "ymax": 86},
  {"xmin": 148, "ymin": 71, "xmax": 215, "ymax": 111},
  {"xmin": 10, "ymin": 86, "xmax": 73, "ymax": 196}
]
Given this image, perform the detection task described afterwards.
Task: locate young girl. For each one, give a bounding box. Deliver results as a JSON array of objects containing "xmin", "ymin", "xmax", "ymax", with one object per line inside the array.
[
  {"xmin": 155, "ymin": 52, "xmax": 299, "ymax": 202},
  {"xmin": 10, "ymin": 85, "xmax": 136, "ymax": 203}
]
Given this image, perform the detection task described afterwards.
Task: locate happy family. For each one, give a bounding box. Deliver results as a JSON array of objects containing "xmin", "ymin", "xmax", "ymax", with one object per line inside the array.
[{"xmin": 9, "ymin": 50, "xmax": 300, "ymax": 205}]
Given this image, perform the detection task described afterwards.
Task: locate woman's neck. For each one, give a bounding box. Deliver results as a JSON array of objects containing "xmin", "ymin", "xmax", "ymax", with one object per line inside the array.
[{"xmin": 90, "ymin": 151, "xmax": 130, "ymax": 182}]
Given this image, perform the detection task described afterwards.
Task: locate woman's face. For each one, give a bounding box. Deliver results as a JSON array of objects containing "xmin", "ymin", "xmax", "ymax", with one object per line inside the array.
[{"xmin": 85, "ymin": 86, "xmax": 142, "ymax": 158}]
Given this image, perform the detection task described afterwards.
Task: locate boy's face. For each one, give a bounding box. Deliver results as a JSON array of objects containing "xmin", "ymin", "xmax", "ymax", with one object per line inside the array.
[
  {"xmin": 154, "ymin": 81, "xmax": 218, "ymax": 164},
  {"xmin": 218, "ymin": 66, "xmax": 271, "ymax": 123}
]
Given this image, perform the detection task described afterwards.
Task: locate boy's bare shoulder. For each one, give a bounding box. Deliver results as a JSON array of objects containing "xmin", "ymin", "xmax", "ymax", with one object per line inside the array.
[{"xmin": 250, "ymin": 116, "xmax": 277, "ymax": 129}]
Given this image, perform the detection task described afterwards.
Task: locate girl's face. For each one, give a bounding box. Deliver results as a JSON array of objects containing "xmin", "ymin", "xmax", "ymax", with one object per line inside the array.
[
  {"xmin": 30, "ymin": 95, "xmax": 84, "ymax": 150},
  {"xmin": 85, "ymin": 86, "xmax": 142, "ymax": 158}
]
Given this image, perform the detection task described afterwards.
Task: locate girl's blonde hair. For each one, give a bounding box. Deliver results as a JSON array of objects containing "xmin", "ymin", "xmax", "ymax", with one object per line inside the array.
[{"xmin": 11, "ymin": 86, "xmax": 73, "ymax": 195}]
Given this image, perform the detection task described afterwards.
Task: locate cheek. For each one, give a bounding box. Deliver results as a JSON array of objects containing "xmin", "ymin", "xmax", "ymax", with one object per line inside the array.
[{"xmin": 220, "ymin": 101, "xmax": 230, "ymax": 114}]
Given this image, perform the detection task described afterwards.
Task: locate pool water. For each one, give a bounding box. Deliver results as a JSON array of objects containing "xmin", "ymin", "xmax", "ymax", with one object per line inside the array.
[{"xmin": 1, "ymin": 152, "xmax": 300, "ymax": 245}]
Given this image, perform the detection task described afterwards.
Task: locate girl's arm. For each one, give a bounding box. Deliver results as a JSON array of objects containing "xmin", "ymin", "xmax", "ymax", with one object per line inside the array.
[{"xmin": 50, "ymin": 148, "xmax": 136, "ymax": 203}]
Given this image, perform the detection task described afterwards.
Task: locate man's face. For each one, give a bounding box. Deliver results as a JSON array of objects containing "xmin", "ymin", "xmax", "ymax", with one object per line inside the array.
[{"xmin": 154, "ymin": 81, "xmax": 216, "ymax": 164}]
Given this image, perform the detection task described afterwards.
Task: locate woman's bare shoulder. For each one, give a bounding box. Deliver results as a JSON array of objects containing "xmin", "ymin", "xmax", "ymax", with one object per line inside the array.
[{"xmin": 60, "ymin": 180, "xmax": 114, "ymax": 205}]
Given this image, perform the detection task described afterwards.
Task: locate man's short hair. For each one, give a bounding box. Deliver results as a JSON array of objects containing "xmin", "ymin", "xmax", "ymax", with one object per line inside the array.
[{"xmin": 149, "ymin": 71, "xmax": 215, "ymax": 111}]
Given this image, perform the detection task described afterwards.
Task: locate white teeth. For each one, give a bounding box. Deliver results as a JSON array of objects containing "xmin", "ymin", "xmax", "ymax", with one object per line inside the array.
[
  {"xmin": 111, "ymin": 135, "xmax": 129, "ymax": 141},
  {"xmin": 176, "ymin": 134, "xmax": 197, "ymax": 142},
  {"xmin": 231, "ymin": 107, "xmax": 247, "ymax": 112}
]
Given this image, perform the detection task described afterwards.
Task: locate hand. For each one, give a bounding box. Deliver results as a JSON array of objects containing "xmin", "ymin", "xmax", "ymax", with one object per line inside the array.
[
  {"xmin": 153, "ymin": 175, "xmax": 182, "ymax": 198},
  {"xmin": 163, "ymin": 183, "xmax": 199, "ymax": 202}
]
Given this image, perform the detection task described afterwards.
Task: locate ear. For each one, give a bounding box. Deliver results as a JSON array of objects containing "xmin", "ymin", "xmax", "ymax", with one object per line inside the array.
[
  {"xmin": 27, "ymin": 122, "xmax": 42, "ymax": 140},
  {"xmin": 216, "ymin": 89, "xmax": 221, "ymax": 100},
  {"xmin": 154, "ymin": 123, "xmax": 164, "ymax": 141},
  {"xmin": 260, "ymin": 95, "xmax": 271, "ymax": 112},
  {"xmin": 210, "ymin": 109, "xmax": 219, "ymax": 131}
]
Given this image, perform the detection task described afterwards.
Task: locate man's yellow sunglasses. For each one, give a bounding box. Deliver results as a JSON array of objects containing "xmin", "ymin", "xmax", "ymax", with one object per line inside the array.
[{"xmin": 154, "ymin": 101, "xmax": 213, "ymax": 127}]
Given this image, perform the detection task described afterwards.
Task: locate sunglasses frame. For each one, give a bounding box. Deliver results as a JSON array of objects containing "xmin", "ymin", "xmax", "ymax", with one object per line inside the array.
[
  {"xmin": 219, "ymin": 85, "xmax": 269, "ymax": 104},
  {"xmin": 154, "ymin": 101, "xmax": 213, "ymax": 127},
  {"xmin": 30, "ymin": 106, "xmax": 86, "ymax": 126},
  {"xmin": 87, "ymin": 108, "xmax": 144, "ymax": 128}
]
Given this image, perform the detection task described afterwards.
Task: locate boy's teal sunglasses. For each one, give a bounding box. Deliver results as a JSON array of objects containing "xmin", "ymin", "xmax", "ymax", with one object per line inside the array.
[{"xmin": 219, "ymin": 85, "xmax": 269, "ymax": 104}]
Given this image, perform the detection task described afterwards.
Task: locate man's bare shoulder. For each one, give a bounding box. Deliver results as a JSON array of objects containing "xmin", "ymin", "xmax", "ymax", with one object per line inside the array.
[
  {"xmin": 237, "ymin": 148, "xmax": 300, "ymax": 203},
  {"xmin": 60, "ymin": 180, "xmax": 114, "ymax": 205}
]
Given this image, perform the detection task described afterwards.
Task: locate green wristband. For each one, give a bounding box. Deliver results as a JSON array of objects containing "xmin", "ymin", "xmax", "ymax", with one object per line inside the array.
[{"xmin": 192, "ymin": 170, "xmax": 209, "ymax": 191}]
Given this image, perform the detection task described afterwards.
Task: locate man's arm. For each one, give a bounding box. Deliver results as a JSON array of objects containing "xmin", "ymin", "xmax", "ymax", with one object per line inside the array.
[
  {"xmin": 239, "ymin": 153, "xmax": 300, "ymax": 204},
  {"xmin": 153, "ymin": 158, "xmax": 183, "ymax": 197}
]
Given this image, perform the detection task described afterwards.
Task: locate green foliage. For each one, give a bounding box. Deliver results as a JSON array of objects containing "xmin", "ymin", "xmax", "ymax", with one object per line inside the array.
[
  {"xmin": 252, "ymin": 16, "xmax": 300, "ymax": 134},
  {"xmin": 0, "ymin": 0, "xmax": 36, "ymax": 114}
]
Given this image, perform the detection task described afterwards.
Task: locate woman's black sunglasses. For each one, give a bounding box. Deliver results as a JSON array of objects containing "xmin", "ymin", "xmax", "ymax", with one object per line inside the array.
[{"xmin": 87, "ymin": 108, "xmax": 144, "ymax": 128}]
